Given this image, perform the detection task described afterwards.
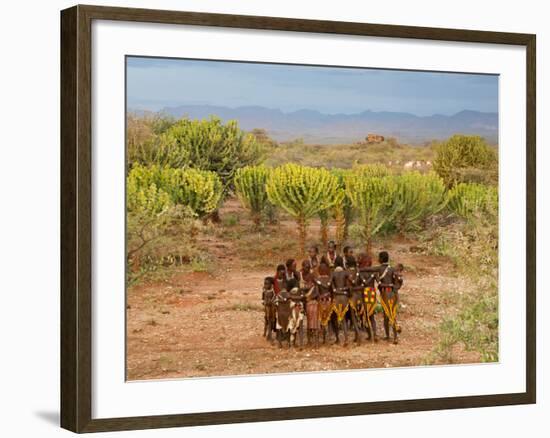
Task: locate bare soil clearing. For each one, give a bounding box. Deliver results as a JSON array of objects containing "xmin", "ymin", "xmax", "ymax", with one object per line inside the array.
[{"xmin": 127, "ymin": 199, "xmax": 480, "ymax": 380}]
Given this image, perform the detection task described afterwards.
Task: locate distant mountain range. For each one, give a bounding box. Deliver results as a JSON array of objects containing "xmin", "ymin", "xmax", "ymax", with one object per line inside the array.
[{"xmin": 148, "ymin": 105, "xmax": 498, "ymax": 145}]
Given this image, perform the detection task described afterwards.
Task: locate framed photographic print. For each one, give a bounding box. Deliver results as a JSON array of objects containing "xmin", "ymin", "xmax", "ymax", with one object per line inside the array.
[{"xmin": 60, "ymin": 4, "xmax": 536, "ymax": 433}]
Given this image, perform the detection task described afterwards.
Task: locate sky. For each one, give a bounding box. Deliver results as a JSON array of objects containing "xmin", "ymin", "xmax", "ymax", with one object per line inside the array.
[{"xmin": 126, "ymin": 56, "xmax": 498, "ymax": 117}]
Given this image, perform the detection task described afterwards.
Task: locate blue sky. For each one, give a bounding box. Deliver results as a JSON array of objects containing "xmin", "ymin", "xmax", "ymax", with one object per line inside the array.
[{"xmin": 126, "ymin": 57, "xmax": 498, "ymax": 116}]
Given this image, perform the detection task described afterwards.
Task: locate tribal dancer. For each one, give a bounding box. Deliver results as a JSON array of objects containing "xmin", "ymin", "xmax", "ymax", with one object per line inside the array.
[
  {"xmin": 315, "ymin": 261, "xmax": 334, "ymax": 345},
  {"xmin": 347, "ymin": 256, "xmax": 365, "ymax": 344},
  {"xmin": 358, "ymin": 253, "xmax": 378, "ymax": 343},
  {"xmin": 342, "ymin": 245, "xmax": 355, "ymax": 270},
  {"xmin": 285, "ymin": 258, "xmax": 301, "ymax": 285},
  {"xmin": 321, "ymin": 240, "xmax": 339, "ymax": 272},
  {"xmin": 362, "ymin": 251, "xmax": 402, "ymax": 344},
  {"xmin": 307, "ymin": 245, "xmax": 320, "ymax": 275},
  {"xmin": 301, "ymin": 260, "xmax": 320, "ymax": 348},
  {"xmin": 273, "ymin": 264, "xmax": 287, "ymax": 296},
  {"xmin": 330, "ymin": 256, "xmax": 351, "ymax": 345},
  {"xmin": 261, "ymin": 277, "xmax": 277, "ymax": 341}
]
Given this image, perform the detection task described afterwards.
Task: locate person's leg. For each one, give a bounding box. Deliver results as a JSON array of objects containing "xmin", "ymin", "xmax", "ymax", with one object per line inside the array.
[
  {"xmin": 298, "ymin": 323, "xmax": 304, "ymax": 348},
  {"xmin": 383, "ymin": 314, "xmax": 390, "ymax": 340},
  {"xmin": 351, "ymin": 310, "xmax": 361, "ymax": 344},
  {"xmin": 332, "ymin": 314, "xmax": 340, "ymax": 344},
  {"xmin": 315, "ymin": 329, "xmax": 319, "ymax": 348},
  {"xmin": 370, "ymin": 314, "xmax": 378, "ymax": 341}
]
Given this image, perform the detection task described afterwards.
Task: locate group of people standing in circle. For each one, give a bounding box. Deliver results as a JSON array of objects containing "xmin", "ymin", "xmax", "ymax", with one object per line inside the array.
[{"xmin": 262, "ymin": 241, "xmax": 404, "ymax": 348}]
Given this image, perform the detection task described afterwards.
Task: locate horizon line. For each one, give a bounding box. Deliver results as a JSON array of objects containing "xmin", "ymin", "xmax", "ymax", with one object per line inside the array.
[{"xmin": 127, "ymin": 104, "xmax": 498, "ymax": 119}]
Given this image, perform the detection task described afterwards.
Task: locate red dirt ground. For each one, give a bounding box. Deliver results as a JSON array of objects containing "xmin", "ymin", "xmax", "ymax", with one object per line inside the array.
[{"xmin": 126, "ymin": 199, "xmax": 480, "ymax": 381}]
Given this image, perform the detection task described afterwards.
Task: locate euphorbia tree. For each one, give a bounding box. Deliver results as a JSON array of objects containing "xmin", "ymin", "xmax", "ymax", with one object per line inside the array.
[
  {"xmin": 266, "ymin": 164, "xmax": 341, "ymax": 256},
  {"xmin": 433, "ymin": 134, "xmax": 498, "ymax": 187},
  {"xmin": 331, "ymin": 169, "xmax": 354, "ymax": 245},
  {"xmin": 345, "ymin": 173, "xmax": 395, "ymax": 253},
  {"xmin": 126, "ymin": 164, "xmax": 223, "ymax": 218},
  {"xmin": 447, "ymin": 182, "xmax": 498, "ymax": 220},
  {"xmin": 390, "ymin": 171, "xmax": 447, "ymax": 232},
  {"xmin": 234, "ymin": 165, "xmax": 271, "ymax": 227}
]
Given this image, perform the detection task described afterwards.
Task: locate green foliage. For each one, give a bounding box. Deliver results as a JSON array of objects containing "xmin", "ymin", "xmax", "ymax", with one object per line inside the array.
[
  {"xmin": 167, "ymin": 168, "xmax": 223, "ymax": 217},
  {"xmin": 352, "ymin": 163, "xmax": 393, "ymax": 178},
  {"xmin": 390, "ymin": 172, "xmax": 447, "ymax": 232},
  {"xmin": 433, "ymin": 135, "xmax": 498, "ymax": 187},
  {"xmin": 447, "ymin": 183, "xmax": 498, "ymax": 220},
  {"xmin": 318, "ymin": 208, "xmax": 331, "ymax": 248},
  {"xmin": 129, "ymin": 117, "xmax": 264, "ymax": 193},
  {"xmin": 127, "ymin": 164, "xmax": 223, "ymax": 217},
  {"xmin": 127, "ymin": 113, "xmax": 177, "ymax": 165},
  {"xmin": 266, "ymin": 164, "xmax": 342, "ymax": 255},
  {"xmin": 331, "ymin": 169, "xmax": 354, "ymax": 244},
  {"xmin": 266, "ymin": 164, "xmax": 342, "ymax": 222},
  {"xmin": 264, "ymin": 139, "xmax": 435, "ymax": 169},
  {"xmin": 344, "ymin": 172, "xmax": 396, "ymax": 252},
  {"xmin": 127, "ymin": 178, "xmax": 173, "ymax": 216},
  {"xmin": 127, "ymin": 205, "xmax": 201, "ymax": 285},
  {"xmin": 222, "ymin": 214, "xmax": 240, "ymax": 227},
  {"xmin": 438, "ymin": 289, "xmax": 499, "ymax": 362},
  {"xmin": 425, "ymin": 218, "xmax": 499, "ymax": 363},
  {"xmin": 234, "ymin": 165, "xmax": 271, "ymax": 226}
]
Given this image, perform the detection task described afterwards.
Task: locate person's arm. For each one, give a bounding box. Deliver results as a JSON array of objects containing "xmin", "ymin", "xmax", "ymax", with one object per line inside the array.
[
  {"xmin": 359, "ymin": 272, "xmax": 372, "ymax": 285},
  {"xmin": 328, "ymin": 273, "xmax": 336, "ymax": 293},
  {"xmin": 393, "ymin": 272, "xmax": 404, "ymax": 290},
  {"xmin": 360, "ymin": 265, "xmax": 382, "ymax": 273},
  {"xmin": 345, "ymin": 272, "xmax": 353, "ymax": 288}
]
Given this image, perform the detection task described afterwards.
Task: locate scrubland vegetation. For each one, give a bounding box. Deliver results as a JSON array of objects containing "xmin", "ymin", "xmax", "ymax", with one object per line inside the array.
[{"xmin": 126, "ymin": 113, "xmax": 499, "ymax": 365}]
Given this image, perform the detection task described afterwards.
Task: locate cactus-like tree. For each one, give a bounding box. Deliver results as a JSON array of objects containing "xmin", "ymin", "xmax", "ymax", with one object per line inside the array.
[
  {"xmin": 433, "ymin": 135, "xmax": 498, "ymax": 187},
  {"xmin": 331, "ymin": 169, "xmax": 354, "ymax": 245},
  {"xmin": 166, "ymin": 168, "xmax": 223, "ymax": 217},
  {"xmin": 127, "ymin": 179, "xmax": 173, "ymax": 216},
  {"xmin": 447, "ymin": 182, "xmax": 498, "ymax": 220},
  {"xmin": 390, "ymin": 172, "xmax": 447, "ymax": 232},
  {"xmin": 345, "ymin": 173, "xmax": 395, "ymax": 253},
  {"xmin": 127, "ymin": 164, "xmax": 223, "ymax": 217},
  {"xmin": 234, "ymin": 165, "xmax": 271, "ymax": 227},
  {"xmin": 266, "ymin": 164, "xmax": 341, "ymax": 256},
  {"xmin": 318, "ymin": 209, "xmax": 331, "ymax": 249},
  {"xmin": 352, "ymin": 163, "xmax": 392, "ymax": 178},
  {"xmin": 131, "ymin": 117, "xmax": 264, "ymax": 194}
]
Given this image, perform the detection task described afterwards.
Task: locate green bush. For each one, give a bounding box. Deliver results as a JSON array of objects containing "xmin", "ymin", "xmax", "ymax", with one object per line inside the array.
[
  {"xmin": 234, "ymin": 165, "xmax": 271, "ymax": 227},
  {"xmin": 352, "ymin": 163, "xmax": 392, "ymax": 178},
  {"xmin": 129, "ymin": 117, "xmax": 264, "ymax": 193},
  {"xmin": 425, "ymin": 218, "xmax": 498, "ymax": 363},
  {"xmin": 264, "ymin": 139, "xmax": 435, "ymax": 169},
  {"xmin": 344, "ymin": 172, "xmax": 395, "ymax": 252},
  {"xmin": 127, "ymin": 113, "xmax": 176, "ymax": 166},
  {"xmin": 447, "ymin": 183, "xmax": 498, "ymax": 220},
  {"xmin": 390, "ymin": 172, "xmax": 447, "ymax": 232},
  {"xmin": 266, "ymin": 164, "xmax": 342, "ymax": 255},
  {"xmin": 438, "ymin": 289, "xmax": 499, "ymax": 362},
  {"xmin": 433, "ymin": 135, "xmax": 498, "ymax": 187},
  {"xmin": 330, "ymin": 168, "xmax": 354, "ymax": 244},
  {"xmin": 127, "ymin": 164, "xmax": 223, "ymax": 217},
  {"xmin": 127, "ymin": 205, "xmax": 201, "ymax": 285},
  {"xmin": 127, "ymin": 178, "xmax": 173, "ymax": 216}
]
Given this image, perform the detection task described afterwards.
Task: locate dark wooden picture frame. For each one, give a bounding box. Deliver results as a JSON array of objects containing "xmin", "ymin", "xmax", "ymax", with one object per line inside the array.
[{"xmin": 60, "ymin": 4, "xmax": 536, "ymax": 433}]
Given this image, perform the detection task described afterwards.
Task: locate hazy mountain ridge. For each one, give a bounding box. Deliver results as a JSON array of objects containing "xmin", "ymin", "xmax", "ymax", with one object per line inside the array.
[{"xmin": 149, "ymin": 105, "xmax": 498, "ymax": 144}]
